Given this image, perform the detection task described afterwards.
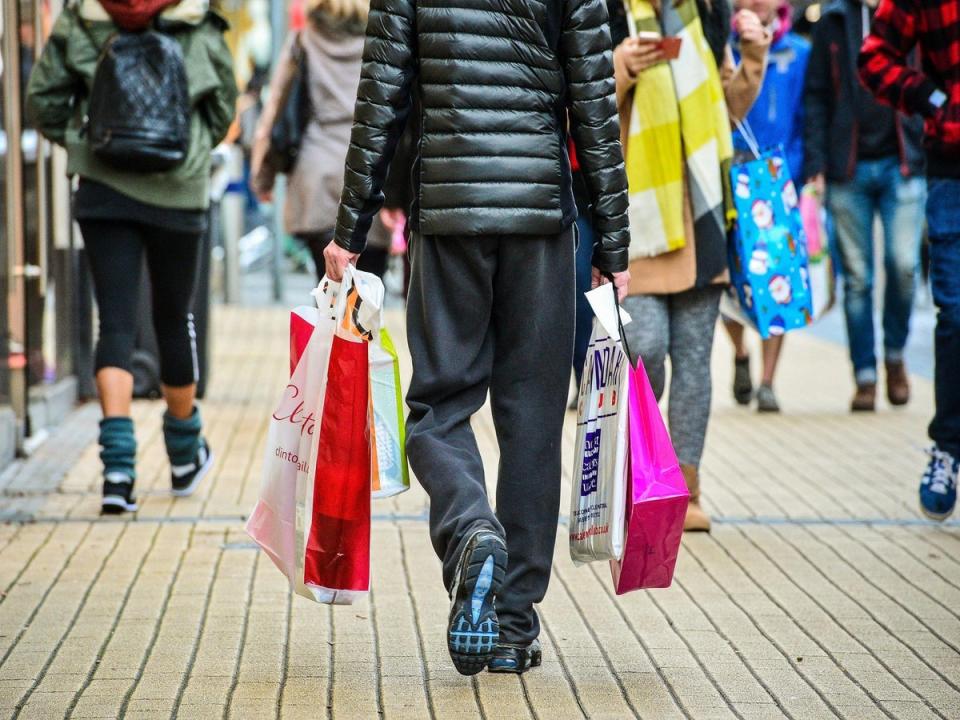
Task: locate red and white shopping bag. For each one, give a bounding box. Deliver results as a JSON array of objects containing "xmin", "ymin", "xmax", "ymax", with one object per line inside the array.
[{"xmin": 246, "ymin": 266, "xmax": 384, "ymax": 604}]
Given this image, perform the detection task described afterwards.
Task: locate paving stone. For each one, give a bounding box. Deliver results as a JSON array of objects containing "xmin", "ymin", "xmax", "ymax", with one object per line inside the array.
[{"xmin": 0, "ymin": 305, "xmax": 957, "ymax": 719}]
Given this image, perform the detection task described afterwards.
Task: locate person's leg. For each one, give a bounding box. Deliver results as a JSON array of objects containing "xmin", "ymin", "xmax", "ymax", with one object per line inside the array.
[
  {"xmin": 924, "ymin": 179, "xmax": 960, "ymax": 487},
  {"xmin": 357, "ymin": 247, "xmax": 389, "ymax": 278},
  {"xmin": 666, "ymin": 286, "xmax": 723, "ymax": 468},
  {"xmin": 405, "ymin": 232, "xmax": 508, "ymax": 675},
  {"xmin": 877, "ymin": 164, "xmax": 925, "ymax": 405},
  {"xmin": 489, "ymin": 226, "xmax": 575, "ymax": 650},
  {"xmin": 826, "ymin": 168, "xmax": 879, "ymax": 408},
  {"xmin": 572, "ymin": 216, "xmax": 596, "ymax": 389},
  {"xmin": 78, "ymin": 219, "xmax": 145, "ymax": 512},
  {"xmin": 667, "ymin": 286, "xmax": 723, "ymax": 531},
  {"xmin": 621, "ymin": 294, "xmax": 670, "ymax": 400},
  {"xmin": 756, "ymin": 335, "xmax": 784, "ymax": 413},
  {"xmin": 723, "ymin": 318, "xmax": 753, "ymax": 405},
  {"xmin": 405, "ymin": 233, "xmax": 504, "ymax": 587},
  {"xmin": 298, "ymin": 231, "xmax": 332, "ymax": 285},
  {"xmin": 143, "ymin": 226, "xmax": 211, "ymax": 496}
]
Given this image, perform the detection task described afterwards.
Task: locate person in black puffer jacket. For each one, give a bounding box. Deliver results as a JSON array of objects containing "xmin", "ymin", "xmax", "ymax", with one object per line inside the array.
[{"xmin": 326, "ymin": 0, "xmax": 630, "ymax": 677}]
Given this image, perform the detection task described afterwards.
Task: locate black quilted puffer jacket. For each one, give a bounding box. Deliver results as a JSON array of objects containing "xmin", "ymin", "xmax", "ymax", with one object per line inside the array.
[{"xmin": 334, "ymin": 0, "xmax": 630, "ymax": 272}]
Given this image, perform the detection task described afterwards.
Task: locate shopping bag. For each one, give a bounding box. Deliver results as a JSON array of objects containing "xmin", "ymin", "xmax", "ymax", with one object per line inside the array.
[
  {"xmin": 799, "ymin": 184, "xmax": 836, "ymax": 320},
  {"xmin": 569, "ymin": 284, "xmax": 630, "ymax": 564},
  {"xmin": 369, "ymin": 329, "xmax": 410, "ymax": 498},
  {"xmin": 610, "ymin": 360, "xmax": 689, "ymax": 593},
  {"xmin": 246, "ymin": 266, "xmax": 382, "ymax": 603},
  {"xmin": 727, "ymin": 123, "xmax": 814, "ymax": 339},
  {"xmin": 288, "ymin": 296, "xmax": 409, "ymax": 498}
]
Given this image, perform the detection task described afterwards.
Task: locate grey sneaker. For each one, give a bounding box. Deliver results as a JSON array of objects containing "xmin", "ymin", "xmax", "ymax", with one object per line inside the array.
[{"xmin": 756, "ymin": 384, "xmax": 780, "ymax": 413}]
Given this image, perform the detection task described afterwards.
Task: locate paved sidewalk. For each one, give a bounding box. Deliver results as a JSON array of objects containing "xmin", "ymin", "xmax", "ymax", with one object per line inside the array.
[{"xmin": 2, "ymin": 304, "xmax": 960, "ymax": 720}]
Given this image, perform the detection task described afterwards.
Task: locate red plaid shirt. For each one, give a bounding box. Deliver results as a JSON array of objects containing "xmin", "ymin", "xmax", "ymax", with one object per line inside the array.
[{"xmin": 858, "ymin": 0, "xmax": 960, "ymax": 176}]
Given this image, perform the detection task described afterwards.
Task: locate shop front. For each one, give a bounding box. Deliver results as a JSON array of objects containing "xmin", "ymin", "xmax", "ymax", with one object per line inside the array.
[{"xmin": 1, "ymin": 0, "xmax": 86, "ymax": 466}]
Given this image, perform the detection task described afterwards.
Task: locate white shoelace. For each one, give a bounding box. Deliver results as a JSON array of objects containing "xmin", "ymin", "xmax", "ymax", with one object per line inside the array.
[{"xmin": 924, "ymin": 447, "xmax": 958, "ymax": 495}]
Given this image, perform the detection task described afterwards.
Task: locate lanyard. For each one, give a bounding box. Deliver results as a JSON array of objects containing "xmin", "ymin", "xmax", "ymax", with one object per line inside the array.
[{"xmin": 862, "ymin": 3, "xmax": 870, "ymax": 41}]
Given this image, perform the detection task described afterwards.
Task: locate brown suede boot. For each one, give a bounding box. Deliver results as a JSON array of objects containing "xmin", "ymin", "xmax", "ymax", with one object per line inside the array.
[
  {"xmin": 885, "ymin": 360, "xmax": 910, "ymax": 406},
  {"xmin": 851, "ymin": 382, "xmax": 877, "ymax": 412},
  {"xmin": 681, "ymin": 464, "xmax": 711, "ymax": 532}
]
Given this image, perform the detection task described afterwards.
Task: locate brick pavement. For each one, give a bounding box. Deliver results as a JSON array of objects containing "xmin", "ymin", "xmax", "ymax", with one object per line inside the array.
[{"xmin": 2, "ymin": 304, "xmax": 959, "ymax": 719}]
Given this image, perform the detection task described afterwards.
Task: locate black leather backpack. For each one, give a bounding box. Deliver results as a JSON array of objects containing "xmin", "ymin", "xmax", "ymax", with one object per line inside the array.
[{"xmin": 87, "ymin": 30, "xmax": 190, "ymax": 172}]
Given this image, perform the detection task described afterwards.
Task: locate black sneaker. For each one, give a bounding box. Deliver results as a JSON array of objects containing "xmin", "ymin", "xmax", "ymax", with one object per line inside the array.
[
  {"xmin": 102, "ymin": 472, "xmax": 138, "ymax": 514},
  {"xmin": 171, "ymin": 439, "xmax": 214, "ymax": 497},
  {"xmin": 488, "ymin": 639, "xmax": 543, "ymax": 674},
  {"xmin": 447, "ymin": 530, "xmax": 507, "ymax": 676}
]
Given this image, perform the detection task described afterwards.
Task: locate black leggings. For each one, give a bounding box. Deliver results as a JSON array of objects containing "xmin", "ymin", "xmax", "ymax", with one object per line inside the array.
[
  {"xmin": 79, "ymin": 219, "xmax": 201, "ymax": 387},
  {"xmin": 297, "ymin": 231, "xmax": 389, "ymax": 282}
]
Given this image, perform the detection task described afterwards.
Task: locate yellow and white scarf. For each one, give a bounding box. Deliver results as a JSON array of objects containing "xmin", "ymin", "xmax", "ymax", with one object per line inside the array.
[{"xmin": 625, "ymin": 0, "xmax": 733, "ymax": 259}]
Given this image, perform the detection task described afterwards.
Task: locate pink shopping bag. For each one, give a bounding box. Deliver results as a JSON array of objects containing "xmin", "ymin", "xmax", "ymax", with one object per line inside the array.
[{"xmin": 610, "ymin": 359, "xmax": 689, "ymax": 593}]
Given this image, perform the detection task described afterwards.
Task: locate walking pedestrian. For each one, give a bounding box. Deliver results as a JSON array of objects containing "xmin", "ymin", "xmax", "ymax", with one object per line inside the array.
[
  {"xmin": 859, "ymin": 0, "xmax": 960, "ymax": 519},
  {"xmin": 723, "ymin": 0, "xmax": 810, "ymax": 414},
  {"xmin": 251, "ymin": 0, "xmax": 393, "ymax": 282},
  {"xmin": 27, "ymin": 0, "xmax": 237, "ymax": 513},
  {"xmin": 805, "ymin": 0, "xmax": 927, "ymax": 412},
  {"xmin": 326, "ymin": 0, "xmax": 630, "ymax": 676},
  {"xmin": 614, "ymin": 0, "xmax": 769, "ymax": 532}
]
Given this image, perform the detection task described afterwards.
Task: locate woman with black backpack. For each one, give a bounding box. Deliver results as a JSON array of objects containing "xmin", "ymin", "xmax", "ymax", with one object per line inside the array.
[{"xmin": 27, "ymin": 0, "xmax": 237, "ymax": 514}]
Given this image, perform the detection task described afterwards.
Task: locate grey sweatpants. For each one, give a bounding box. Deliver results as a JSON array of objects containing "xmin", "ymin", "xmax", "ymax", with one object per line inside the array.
[
  {"xmin": 405, "ymin": 227, "xmax": 575, "ymax": 646},
  {"xmin": 622, "ymin": 286, "xmax": 722, "ymax": 468}
]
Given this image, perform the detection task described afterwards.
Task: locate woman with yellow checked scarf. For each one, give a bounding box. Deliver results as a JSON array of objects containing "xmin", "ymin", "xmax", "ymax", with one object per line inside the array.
[{"xmin": 611, "ymin": 0, "xmax": 769, "ymax": 531}]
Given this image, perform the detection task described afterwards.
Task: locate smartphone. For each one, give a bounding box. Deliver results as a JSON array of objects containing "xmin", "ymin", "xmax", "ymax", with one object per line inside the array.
[{"xmin": 636, "ymin": 31, "xmax": 683, "ymax": 61}]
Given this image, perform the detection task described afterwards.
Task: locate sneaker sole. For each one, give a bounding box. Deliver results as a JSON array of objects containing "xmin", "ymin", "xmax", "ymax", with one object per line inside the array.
[
  {"xmin": 171, "ymin": 450, "xmax": 215, "ymax": 498},
  {"xmin": 919, "ymin": 502, "xmax": 955, "ymax": 523},
  {"xmin": 102, "ymin": 495, "xmax": 138, "ymax": 514},
  {"xmin": 448, "ymin": 534, "xmax": 507, "ymax": 676}
]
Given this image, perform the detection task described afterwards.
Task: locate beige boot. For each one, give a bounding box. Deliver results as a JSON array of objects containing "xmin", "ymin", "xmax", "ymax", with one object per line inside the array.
[{"xmin": 681, "ymin": 464, "xmax": 711, "ymax": 532}]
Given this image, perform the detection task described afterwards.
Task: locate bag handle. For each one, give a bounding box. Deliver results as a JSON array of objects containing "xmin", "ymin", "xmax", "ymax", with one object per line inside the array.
[
  {"xmin": 734, "ymin": 117, "xmax": 762, "ymax": 160},
  {"xmin": 603, "ymin": 274, "xmax": 637, "ymax": 369}
]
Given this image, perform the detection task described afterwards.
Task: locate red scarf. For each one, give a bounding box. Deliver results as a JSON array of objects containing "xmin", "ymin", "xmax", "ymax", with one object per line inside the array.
[{"xmin": 98, "ymin": 0, "xmax": 180, "ymax": 30}]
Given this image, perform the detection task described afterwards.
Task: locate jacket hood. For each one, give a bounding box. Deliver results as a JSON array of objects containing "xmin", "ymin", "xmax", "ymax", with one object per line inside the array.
[
  {"xmin": 97, "ymin": 0, "xmax": 179, "ymax": 30},
  {"xmin": 79, "ymin": 0, "xmax": 209, "ymax": 28}
]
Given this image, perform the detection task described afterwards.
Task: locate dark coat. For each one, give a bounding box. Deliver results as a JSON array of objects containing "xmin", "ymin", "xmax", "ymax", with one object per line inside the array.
[
  {"xmin": 803, "ymin": 0, "xmax": 924, "ymax": 183},
  {"xmin": 333, "ymin": 0, "xmax": 630, "ymax": 273}
]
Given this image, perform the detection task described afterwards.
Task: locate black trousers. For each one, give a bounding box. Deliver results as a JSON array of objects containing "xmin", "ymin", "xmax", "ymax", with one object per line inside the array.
[
  {"xmin": 79, "ymin": 219, "xmax": 201, "ymax": 387},
  {"xmin": 297, "ymin": 231, "xmax": 389, "ymax": 282},
  {"xmin": 405, "ymin": 227, "xmax": 575, "ymax": 645}
]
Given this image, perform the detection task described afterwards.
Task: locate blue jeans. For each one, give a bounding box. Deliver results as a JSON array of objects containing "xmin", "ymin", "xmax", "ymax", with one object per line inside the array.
[
  {"xmin": 927, "ymin": 178, "xmax": 960, "ymax": 456},
  {"xmin": 573, "ymin": 215, "xmax": 595, "ymax": 387},
  {"xmin": 827, "ymin": 157, "xmax": 926, "ymax": 384}
]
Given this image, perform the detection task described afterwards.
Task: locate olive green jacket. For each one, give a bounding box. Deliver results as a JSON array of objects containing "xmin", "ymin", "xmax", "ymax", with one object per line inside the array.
[{"xmin": 26, "ymin": 1, "xmax": 238, "ymax": 210}]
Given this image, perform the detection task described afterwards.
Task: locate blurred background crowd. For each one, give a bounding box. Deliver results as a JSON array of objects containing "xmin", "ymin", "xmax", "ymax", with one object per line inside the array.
[{"xmin": 0, "ymin": 0, "xmax": 939, "ymax": 478}]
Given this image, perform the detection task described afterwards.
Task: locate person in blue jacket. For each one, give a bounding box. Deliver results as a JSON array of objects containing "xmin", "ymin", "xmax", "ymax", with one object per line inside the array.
[{"xmin": 723, "ymin": 0, "xmax": 810, "ymax": 413}]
